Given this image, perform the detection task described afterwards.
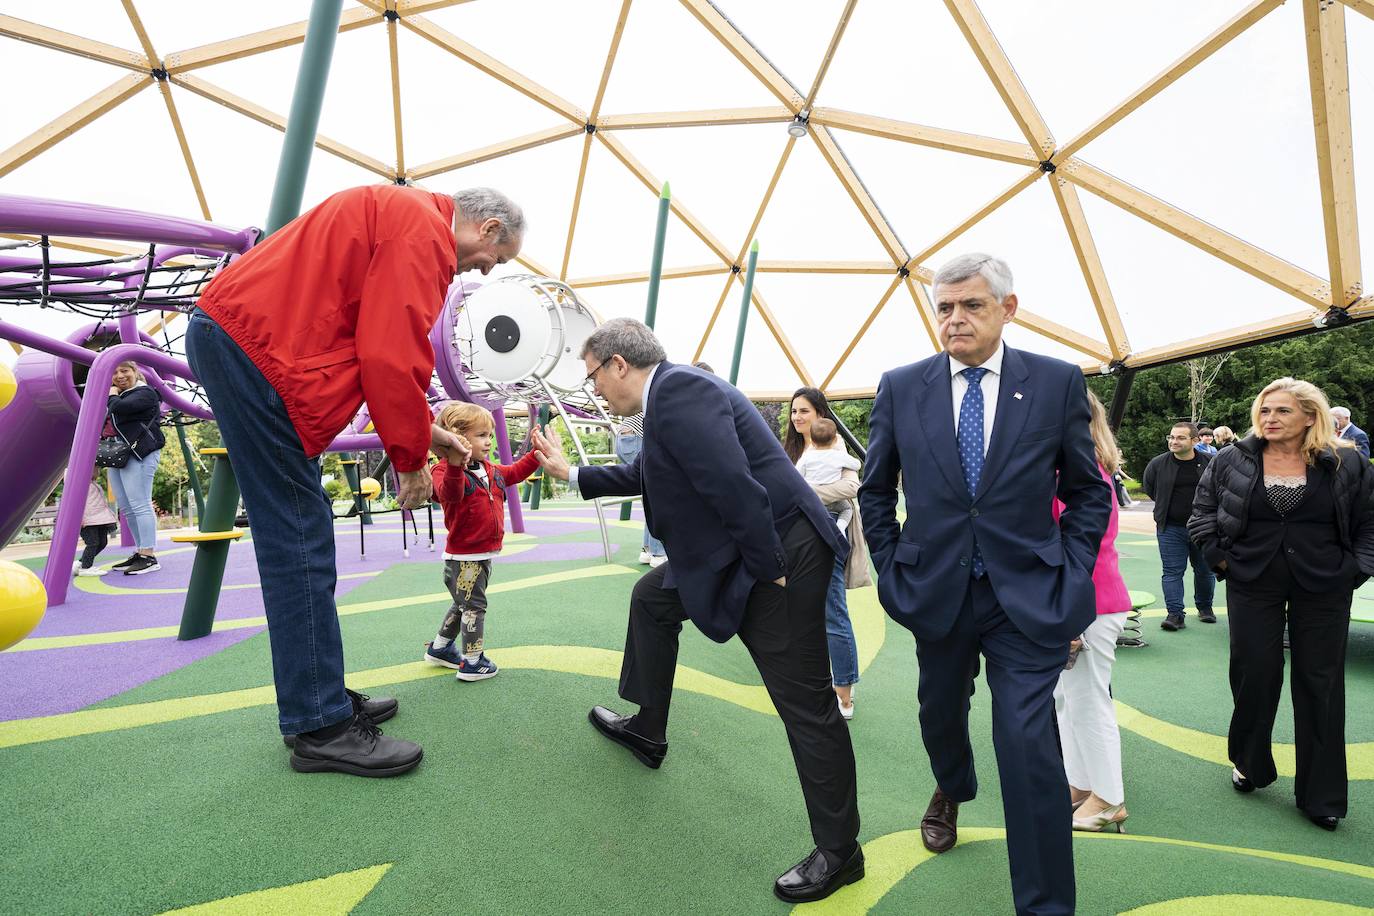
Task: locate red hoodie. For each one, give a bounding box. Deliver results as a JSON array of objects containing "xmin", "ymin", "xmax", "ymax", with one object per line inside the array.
[{"xmin": 433, "ymin": 452, "xmax": 541, "ymax": 555}]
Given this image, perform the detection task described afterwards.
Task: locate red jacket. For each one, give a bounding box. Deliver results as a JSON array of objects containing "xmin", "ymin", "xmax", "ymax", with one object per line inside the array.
[
  {"xmin": 198, "ymin": 185, "xmax": 457, "ymax": 471},
  {"xmin": 433, "ymin": 452, "xmax": 541, "ymax": 555}
]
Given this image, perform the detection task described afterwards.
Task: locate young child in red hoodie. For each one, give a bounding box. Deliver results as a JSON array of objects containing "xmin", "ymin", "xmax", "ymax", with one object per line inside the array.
[{"xmin": 423, "ymin": 402, "xmax": 542, "ymax": 681}]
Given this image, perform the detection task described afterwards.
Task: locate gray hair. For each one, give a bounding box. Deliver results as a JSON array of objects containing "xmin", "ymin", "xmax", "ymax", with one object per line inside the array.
[
  {"xmin": 932, "ymin": 252, "xmax": 1014, "ymax": 302},
  {"xmin": 1332, "ymin": 406, "xmax": 1351, "ymax": 419},
  {"xmin": 452, "ymin": 187, "xmax": 525, "ymax": 244},
  {"xmin": 580, "ymin": 317, "xmax": 666, "ymax": 369}
]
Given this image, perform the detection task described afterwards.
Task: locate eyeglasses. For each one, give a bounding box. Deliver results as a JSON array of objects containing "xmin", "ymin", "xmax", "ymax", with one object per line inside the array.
[
  {"xmin": 1165, "ymin": 435, "xmax": 1194, "ymax": 443},
  {"xmin": 584, "ymin": 357, "xmax": 613, "ymax": 389}
]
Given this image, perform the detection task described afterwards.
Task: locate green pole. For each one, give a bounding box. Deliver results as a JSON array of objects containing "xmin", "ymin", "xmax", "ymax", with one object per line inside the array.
[
  {"xmin": 264, "ymin": 0, "xmax": 344, "ymax": 236},
  {"xmin": 172, "ymin": 414, "xmax": 206, "ymax": 519},
  {"xmin": 529, "ymin": 405, "xmax": 549, "ymax": 510},
  {"xmin": 643, "ymin": 181, "xmax": 671, "ymax": 329},
  {"xmin": 177, "ymin": 450, "xmax": 241, "ymax": 640},
  {"xmin": 728, "ymin": 240, "xmax": 759, "ymax": 386}
]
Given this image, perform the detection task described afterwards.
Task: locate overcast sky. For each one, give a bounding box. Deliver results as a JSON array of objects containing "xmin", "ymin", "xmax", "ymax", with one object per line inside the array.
[{"xmin": 2, "ymin": 1, "xmax": 1370, "ymax": 392}]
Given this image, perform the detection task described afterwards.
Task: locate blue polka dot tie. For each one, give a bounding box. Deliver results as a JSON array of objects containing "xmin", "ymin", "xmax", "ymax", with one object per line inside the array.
[{"xmin": 958, "ymin": 367, "xmax": 988, "ymax": 577}]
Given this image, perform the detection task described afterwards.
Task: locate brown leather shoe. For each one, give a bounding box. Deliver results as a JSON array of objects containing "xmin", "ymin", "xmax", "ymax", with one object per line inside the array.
[{"xmin": 920, "ymin": 789, "xmax": 959, "ymax": 853}]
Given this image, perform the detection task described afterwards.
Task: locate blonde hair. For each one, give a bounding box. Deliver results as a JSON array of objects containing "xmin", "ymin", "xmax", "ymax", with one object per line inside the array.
[
  {"xmin": 115, "ymin": 359, "xmax": 145, "ymax": 382},
  {"xmin": 1249, "ymin": 377, "xmax": 1350, "ymax": 464},
  {"xmin": 435, "ymin": 401, "xmax": 494, "ymax": 439},
  {"xmin": 1212, "ymin": 425, "xmax": 1235, "ymax": 446},
  {"xmin": 1086, "ymin": 388, "xmax": 1121, "ymax": 476}
]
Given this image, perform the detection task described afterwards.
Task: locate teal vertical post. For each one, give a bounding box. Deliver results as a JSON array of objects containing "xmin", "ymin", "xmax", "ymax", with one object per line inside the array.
[
  {"xmin": 172, "ymin": 414, "xmax": 205, "ymax": 519},
  {"xmin": 264, "ymin": 0, "xmax": 345, "ymax": 236},
  {"xmin": 728, "ymin": 240, "xmax": 759, "ymax": 386},
  {"xmin": 643, "ymin": 181, "xmax": 670, "ymax": 329},
  {"xmin": 529, "ymin": 405, "xmax": 549, "ymax": 510},
  {"xmin": 177, "ymin": 450, "xmax": 241, "ymax": 640}
]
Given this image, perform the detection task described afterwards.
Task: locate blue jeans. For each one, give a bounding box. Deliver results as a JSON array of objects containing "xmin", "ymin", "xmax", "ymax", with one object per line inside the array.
[
  {"xmin": 109, "ymin": 449, "xmax": 161, "ymax": 550},
  {"xmin": 826, "ymin": 550, "xmax": 860, "ymax": 687},
  {"xmin": 1157, "ymin": 522, "xmax": 1215, "ymax": 616},
  {"xmin": 186, "ymin": 311, "xmax": 352, "ymax": 735},
  {"xmin": 614, "ymin": 433, "xmax": 664, "ymax": 556}
]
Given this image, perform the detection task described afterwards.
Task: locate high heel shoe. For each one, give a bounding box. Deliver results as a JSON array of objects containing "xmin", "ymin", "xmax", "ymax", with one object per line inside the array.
[
  {"xmin": 1232, "ymin": 768, "xmax": 1255, "ymax": 793},
  {"xmin": 1072, "ymin": 803, "xmax": 1128, "ymax": 833}
]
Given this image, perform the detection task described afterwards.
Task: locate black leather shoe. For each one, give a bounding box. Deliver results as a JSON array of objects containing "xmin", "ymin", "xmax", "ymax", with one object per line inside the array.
[
  {"xmin": 920, "ymin": 789, "xmax": 960, "ymax": 853},
  {"xmin": 773, "ymin": 845, "xmax": 864, "ymax": 903},
  {"xmin": 587, "ymin": 706, "xmax": 667, "ymax": 769},
  {"xmin": 1308, "ymin": 815, "xmax": 1339, "ymax": 831},
  {"xmin": 283, "ymin": 688, "xmax": 398, "ymax": 747},
  {"xmin": 289, "ymin": 715, "xmax": 422, "ymax": 777},
  {"xmin": 1232, "ymin": 769, "xmax": 1255, "ymax": 793},
  {"xmin": 1199, "ymin": 610, "xmax": 1217, "ymax": 623}
]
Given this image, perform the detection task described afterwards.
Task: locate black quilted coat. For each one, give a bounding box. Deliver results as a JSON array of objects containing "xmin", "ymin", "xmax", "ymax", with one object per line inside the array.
[{"xmin": 1187, "ymin": 434, "xmax": 1374, "ymax": 582}]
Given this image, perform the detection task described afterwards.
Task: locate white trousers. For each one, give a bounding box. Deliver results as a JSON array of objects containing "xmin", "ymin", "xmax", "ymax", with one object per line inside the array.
[{"xmin": 1054, "ymin": 611, "xmax": 1127, "ymax": 805}]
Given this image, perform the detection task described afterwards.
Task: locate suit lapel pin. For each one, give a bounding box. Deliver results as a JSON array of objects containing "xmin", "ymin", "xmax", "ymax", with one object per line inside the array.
[{"xmin": 1013, "ymin": 391, "xmax": 1023, "ymax": 400}]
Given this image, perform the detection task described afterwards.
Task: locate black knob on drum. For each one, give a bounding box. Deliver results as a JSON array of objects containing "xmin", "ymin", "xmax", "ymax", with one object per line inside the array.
[{"xmin": 485, "ymin": 315, "xmax": 521, "ymax": 353}]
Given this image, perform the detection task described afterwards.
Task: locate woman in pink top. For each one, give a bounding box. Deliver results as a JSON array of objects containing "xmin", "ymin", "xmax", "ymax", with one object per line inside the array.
[{"xmin": 1053, "ymin": 390, "xmax": 1132, "ymax": 833}]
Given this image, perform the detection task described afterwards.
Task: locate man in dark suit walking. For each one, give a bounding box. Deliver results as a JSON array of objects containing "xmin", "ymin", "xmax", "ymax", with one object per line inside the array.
[
  {"xmin": 859, "ymin": 254, "xmax": 1111, "ymax": 915},
  {"xmin": 532, "ymin": 318, "xmax": 862, "ymax": 903}
]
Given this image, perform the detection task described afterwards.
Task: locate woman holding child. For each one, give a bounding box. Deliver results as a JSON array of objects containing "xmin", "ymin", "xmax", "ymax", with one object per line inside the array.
[{"xmin": 785, "ymin": 388, "xmax": 871, "ymax": 720}]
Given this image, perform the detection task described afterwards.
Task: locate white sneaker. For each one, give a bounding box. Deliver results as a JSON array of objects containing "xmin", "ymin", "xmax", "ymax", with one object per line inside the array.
[
  {"xmin": 638, "ymin": 551, "xmax": 652, "ymax": 565},
  {"xmin": 649, "ymin": 555, "xmax": 668, "ymax": 568},
  {"xmin": 838, "ymin": 695, "xmax": 854, "ymax": 721},
  {"xmin": 77, "ymin": 566, "xmax": 107, "ymax": 577}
]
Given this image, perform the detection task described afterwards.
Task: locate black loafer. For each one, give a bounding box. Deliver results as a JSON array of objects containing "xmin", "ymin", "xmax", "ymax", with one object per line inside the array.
[
  {"xmin": 289, "ymin": 714, "xmax": 422, "ymax": 777},
  {"xmin": 283, "ymin": 688, "xmax": 398, "ymax": 747},
  {"xmin": 587, "ymin": 706, "xmax": 667, "ymax": 769},
  {"xmin": 774, "ymin": 845, "xmax": 864, "ymax": 903},
  {"xmin": 1308, "ymin": 815, "xmax": 1339, "ymax": 831}
]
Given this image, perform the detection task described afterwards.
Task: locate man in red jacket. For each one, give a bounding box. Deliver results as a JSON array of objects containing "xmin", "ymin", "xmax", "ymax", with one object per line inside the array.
[{"xmin": 186, "ymin": 185, "xmax": 523, "ymax": 777}]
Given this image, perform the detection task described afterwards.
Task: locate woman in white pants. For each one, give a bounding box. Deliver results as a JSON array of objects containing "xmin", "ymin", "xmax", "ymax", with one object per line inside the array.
[{"xmin": 1055, "ymin": 391, "xmax": 1133, "ymax": 832}]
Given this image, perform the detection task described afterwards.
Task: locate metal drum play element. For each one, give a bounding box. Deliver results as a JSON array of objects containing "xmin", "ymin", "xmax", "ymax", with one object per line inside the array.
[{"xmin": 453, "ymin": 275, "xmax": 596, "ymax": 400}]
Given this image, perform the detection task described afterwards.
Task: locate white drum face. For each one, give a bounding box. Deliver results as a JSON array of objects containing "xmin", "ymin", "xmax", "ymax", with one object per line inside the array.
[
  {"xmin": 546, "ymin": 303, "xmax": 599, "ymax": 392},
  {"xmin": 458, "ymin": 280, "xmax": 563, "ymax": 385}
]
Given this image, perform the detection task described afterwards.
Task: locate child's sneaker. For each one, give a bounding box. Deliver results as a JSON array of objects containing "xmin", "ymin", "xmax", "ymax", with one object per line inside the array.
[
  {"xmin": 77, "ymin": 565, "xmax": 107, "ymax": 577},
  {"xmin": 455, "ymin": 653, "xmax": 499, "ymax": 682},
  {"xmin": 423, "ymin": 640, "xmax": 463, "ymax": 669}
]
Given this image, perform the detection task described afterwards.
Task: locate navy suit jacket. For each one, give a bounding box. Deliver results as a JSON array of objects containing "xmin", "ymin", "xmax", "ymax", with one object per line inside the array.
[
  {"xmin": 858, "ymin": 346, "xmax": 1111, "ymax": 648},
  {"xmin": 579, "ymin": 362, "xmax": 848, "ymax": 642},
  {"xmin": 1341, "ymin": 423, "xmax": 1370, "ymax": 459}
]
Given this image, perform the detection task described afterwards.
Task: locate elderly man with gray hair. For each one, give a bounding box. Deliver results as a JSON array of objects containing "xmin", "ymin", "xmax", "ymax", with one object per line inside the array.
[
  {"xmin": 860, "ymin": 252, "xmax": 1111, "ymax": 915},
  {"xmin": 530, "ymin": 317, "xmax": 863, "ymax": 904},
  {"xmin": 1332, "ymin": 406, "xmax": 1370, "ymax": 458},
  {"xmin": 188, "ymin": 184, "xmax": 522, "ymax": 778}
]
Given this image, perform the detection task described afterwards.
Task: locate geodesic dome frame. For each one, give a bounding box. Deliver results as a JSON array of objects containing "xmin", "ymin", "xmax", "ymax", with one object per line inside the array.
[{"xmin": 2, "ymin": 0, "xmax": 1372, "ymax": 397}]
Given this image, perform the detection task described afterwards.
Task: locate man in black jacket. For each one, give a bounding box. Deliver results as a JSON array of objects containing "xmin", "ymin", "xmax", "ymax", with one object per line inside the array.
[{"xmin": 1142, "ymin": 421, "xmax": 1215, "ymax": 630}]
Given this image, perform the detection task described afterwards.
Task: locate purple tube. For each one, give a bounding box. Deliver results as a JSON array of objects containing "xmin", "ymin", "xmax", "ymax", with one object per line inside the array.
[
  {"xmin": 492, "ymin": 405, "xmax": 525, "ymax": 534},
  {"xmin": 0, "ymin": 194, "xmax": 259, "ymax": 253}
]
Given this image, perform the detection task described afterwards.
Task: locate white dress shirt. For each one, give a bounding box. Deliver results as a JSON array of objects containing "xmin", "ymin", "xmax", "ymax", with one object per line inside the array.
[
  {"xmin": 569, "ymin": 361, "xmax": 661, "ymax": 494},
  {"xmin": 949, "ymin": 342, "xmax": 1003, "ymax": 457}
]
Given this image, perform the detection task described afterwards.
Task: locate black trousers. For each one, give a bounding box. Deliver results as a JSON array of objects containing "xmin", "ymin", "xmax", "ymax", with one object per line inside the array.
[
  {"xmin": 79, "ymin": 525, "xmax": 110, "ymax": 568},
  {"xmin": 1227, "ymin": 553, "xmax": 1350, "ymax": 817},
  {"xmin": 618, "ymin": 517, "xmax": 860, "ymax": 851}
]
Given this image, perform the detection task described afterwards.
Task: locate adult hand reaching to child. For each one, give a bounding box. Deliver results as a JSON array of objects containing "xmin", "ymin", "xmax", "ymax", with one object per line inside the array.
[{"xmin": 530, "ymin": 424, "xmax": 571, "ymax": 481}]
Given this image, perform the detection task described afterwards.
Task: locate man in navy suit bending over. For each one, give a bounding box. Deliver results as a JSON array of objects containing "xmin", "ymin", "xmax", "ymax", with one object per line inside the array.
[
  {"xmin": 532, "ymin": 318, "xmax": 862, "ymax": 903},
  {"xmin": 859, "ymin": 254, "xmax": 1111, "ymax": 916}
]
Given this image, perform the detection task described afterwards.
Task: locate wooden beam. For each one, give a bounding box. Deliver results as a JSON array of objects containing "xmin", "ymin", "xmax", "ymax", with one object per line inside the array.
[
  {"xmin": 811, "ymin": 108, "xmax": 1038, "ymax": 166},
  {"xmin": 596, "ymin": 130, "xmax": 734, "ymax": 263},
  {"xmin": 1059, "ymin": 157, "xmax": 1333, "ymax": 308},
  {"xmin": 157, "ymin": 82, "xmax": 212, "ymax": 221},
  {"xmin": 750, "ymin": 286, "xmax": 814, "ymax": 386},
  {"xmin": 171, "ymin": 74, "xmax": 393, "ymax": 178},
  {"xmin": 909, "ymin": 167, "xmax": 1043, "ymax": 268},
  {"xmin": 811, "ymin": 126, "xmax": 907, "ymax": 265},
  {"xmin": 1048, "ymin": 175, "xmax": 1129, "ymax": 358},
  {"xmin": 756, "ymin": 260, "xmax": 896, "ymax": 274},
  {"xmin": 406, "ymin": 123, "xmax": 582, "ymax": 180},
  {"xmin": 904, "ymin": 276, "xmax": 942, "ymax": 352},
  {"xmin": 8, "ymin": 341, "xmax": 22, "ymax": 356},
  {"xmin": 803, "ymin": 0, "xmax": 859, "ymax": 110},
  {"xmin": 691, "ymin": 272, "xmax": 738, "ymax": 363},
  {"xmin": 165, "ymin": 8, "xmax": 382, "ymax": 72},
  {"xmin": 1056, "ymin": 0, "xmax": 1282, "ymax": 161},
  {"xmin": 1304, "ymin": 0, "xmax": 1362, "ymax": 305},
  {"xmin": 597, "ymin": 106, "xmax": 795, "ymax": 130},
  {"xmin": 592, "ymin": 0, "xmax": 634, "ymax": 121},
  {"xmin": 1013, "ymin": 306, "xmax": 1112, "ymax": 361},
  {"xmin": 396, "ymin": 0, "xmax": 481, "ymax": 13},
  {"xmin": 1340, "ymin": 0, "xmax": 1374, "ymax": 21},
  {"xmin": 561, "ymin": 134, "xmax": 594, "ymax": 280},
  {"xmin": 119, "ymin": 0, "xmax": 160, "ymax": 66},
  {"xmin": 401, "ymin": 15, "xmax": 586, "ymax": 124},
  {"xmin": 735, "ymin": 138, "xmax": 796, "ymax": 264},
  {"xmin": 822, "ymin": 274, "xmax": 904, "ymax": 389},
  {"xmin": 0, "ymin": 73, "xmax": 149, "ymax": 179},
  {"xmin": 569, "ymin": 263, "xmax": 730, "ymax": 288},
  {"xmin": 677, "ymin": 0, "xmax": 804, "ymax": 113},
  {"xmin": 0, "ymin": 14, "xmax": 147, "ymax": 71},
  {"xmin": 942, "ymin": 0, "xmax": 1055, "ymax": 159},
  {"xmin": 1123, "ymin": 308, "xmax": 1341, "ymax": 366},
  {"xmin": 386, "ymin": 2, "xmax": 406, "ymax": 177}
]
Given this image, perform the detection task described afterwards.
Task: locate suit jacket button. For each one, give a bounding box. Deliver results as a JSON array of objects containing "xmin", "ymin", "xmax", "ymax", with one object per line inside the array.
[
  {"xmin": 959, "ymin": 557, "xmax": 969, "ymax": 567},
  {"xmin": 969, "ymin": 508, "xmax": 979, "ymax": 518}
]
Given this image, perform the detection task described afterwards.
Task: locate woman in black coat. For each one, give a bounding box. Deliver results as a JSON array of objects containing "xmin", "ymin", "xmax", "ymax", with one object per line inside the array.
[
  {"xmin": 1190, "ymin": 377, "xmax": 1374, "ymax": 832},
  {"xmin": 104, "ymin": 360, "xmax": 166, "ymax": 575}
]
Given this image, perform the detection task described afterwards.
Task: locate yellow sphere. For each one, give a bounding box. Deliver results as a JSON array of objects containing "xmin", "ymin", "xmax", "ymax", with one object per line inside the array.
[
  {"xmin": 359, "ymin": 477, "xmax": 382, "ymax": 499},
  {"xmin": 0, "ymin": 560, "xmax": 46, "ymax": 652},
  {"xmin": 0, "ymin": 361, "xmax": 16, "ymax": 410}
]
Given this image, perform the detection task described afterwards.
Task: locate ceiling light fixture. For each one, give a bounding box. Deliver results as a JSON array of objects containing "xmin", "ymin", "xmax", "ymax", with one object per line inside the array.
[{"xmin": 787, "ymin": 114, "xmax": 809, "ymax": 138}]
